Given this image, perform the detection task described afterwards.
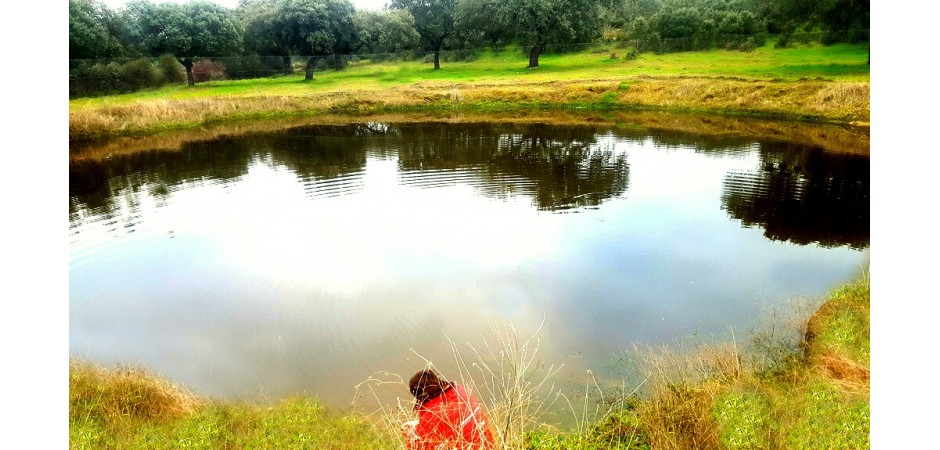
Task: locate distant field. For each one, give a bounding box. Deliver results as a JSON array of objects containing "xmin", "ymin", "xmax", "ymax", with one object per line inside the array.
[{"xmin": 69, "ymin": 44, "xmax": 869, "ymax": 109}]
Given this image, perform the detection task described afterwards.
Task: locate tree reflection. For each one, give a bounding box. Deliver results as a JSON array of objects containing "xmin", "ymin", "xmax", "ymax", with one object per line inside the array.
[
  {"xmin": 68, "ymin": 126, "xmax": 378, "ymax": 217},
  {"xmin": 721, "ymin": 141, "xmax": 869, "ymax": 249},
  {"xmin": 70, "ymin": 122, "xmax": 867, "ymax": 250},
  {"xmin": 395, "ymin": 123, "xmax": 630, "ymax": 211},
  {"xmin": 69, "ymin": 138, "xmax": 255, "ymax": 218}
]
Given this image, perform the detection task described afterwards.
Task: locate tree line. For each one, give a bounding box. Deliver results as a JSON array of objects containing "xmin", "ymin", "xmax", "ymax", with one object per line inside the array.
[{"xmin": 70, "ymin": 0, "xmax": 869, "ymax": 87}]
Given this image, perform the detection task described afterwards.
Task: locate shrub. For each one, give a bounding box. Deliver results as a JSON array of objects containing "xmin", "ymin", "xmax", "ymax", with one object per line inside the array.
[
  {"xmin": 118, "ymin": 58, "xmax": 161, "ymax": 89},
  {"xmin": 69, "ymin": 58, "xmax": 166, "ymax": 97},
  {"xmin": 192, "ymin": 60, "xmax": 227, "ymax": 83},
  {"xmin": 157, "ymin": 54, "xmax": 186, "ymax": 84},
  {"xmin": 652, "ymin": 7, "xmax": 714, "ymax": 52},
  {"xmin": 738, "ymin": 37, "xmax": 757, "ymax": 52},
  {"xmin": 716, "ymin": 11, "xmax": 761, "ymax": 38}
]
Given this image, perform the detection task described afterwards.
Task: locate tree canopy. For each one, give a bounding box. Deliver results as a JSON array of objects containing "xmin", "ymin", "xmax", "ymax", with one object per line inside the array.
[
  {"xmin": 391, "ymin": 0, "xmax": 457, "ymax": 69},
  {"xmin": 69, "ymin": 0, "xmax": 126, "ymax": 59},
  {"xmin": 69, "ymin": 0, "xmax": 870, "ymax": 97},
  {"xmin": 354, "ymin": 9, "xmax": 421, "ymax": 56},
  {"xmin": 457, "ymin": 0, "xmax": 604, "ymax": 68},
  {"xmin": 125, "ymin": 0, "xmax": 243, "ymax": 85},
  {"xmin": 242, "ymin": 0, "xmax": 358, "ymax": 80}
]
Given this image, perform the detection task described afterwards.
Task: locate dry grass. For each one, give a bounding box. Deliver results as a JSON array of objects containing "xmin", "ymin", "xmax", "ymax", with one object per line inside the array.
[
  {"xmin": 70, "ymin": 360, "xmax": 399, "ymax": 449},
  {"xmin": 611, "ymin": 275, "xmax": 871, "ymax": 450},
  {"xmin": 618, "ymin": 77, "xmax": 869, "ymax": 122},
  {"xmin": 70, "ymin": 107, "xmax": 869, "ymax": 164},
  {"xmin": 803, "ymin": 276, "xmax": 871, "ymax": 394},
  {"xmin": 69, "ymin": 77, "xmax": 869, "ymax": 141},
  {"xmin": 639, "ymin": 380, "xmax": 724, "ymax": 449},
  {"xmin": 446, "ymin": 323, "xmax": 565, "ymax": 449},
  {"xmin": 623, "ymin": 341, "xmax": 746, "ymax": 450},
  {"xmin": 353, "ymin": 323, "xmax": 568, "ymax": 450},
  {"xmin": 69, "ymin": 359, "xmax": 200, "ymax": 424}
]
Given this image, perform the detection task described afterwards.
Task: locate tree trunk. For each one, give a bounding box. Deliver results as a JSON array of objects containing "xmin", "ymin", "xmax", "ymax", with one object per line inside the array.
[
  {"xmin": 305, "ymin": 56, "xmax": 318, "ymax": 80},
  {"xmin": 282, "ymin": 55, "xmax": 293, "ymax": 75},
  {"xmin": 528, "ymin": 43, "xmax": 544, "ymax": 69},
  {"xmin": 179, "ymin": 58, "xmax": 195, "ymax": 86},
  {"xmin": 433, "ymin": 48, "xmax": 441, "ymax": 70}
]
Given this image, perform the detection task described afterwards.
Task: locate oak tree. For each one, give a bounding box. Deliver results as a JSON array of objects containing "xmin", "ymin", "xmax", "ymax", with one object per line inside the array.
[
  {"xmin": 126, "ymin": 0, "xmax": 243, "ymax": 86},
  {"xmin": 391, "ymin": 0, "xmax": 457, "ymax": 69}
]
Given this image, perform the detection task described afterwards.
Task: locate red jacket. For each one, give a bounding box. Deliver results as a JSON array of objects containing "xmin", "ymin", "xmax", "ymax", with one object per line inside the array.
[{"xmin": 407, "ymin": 384, "xmax": 495, "ymax": 450}]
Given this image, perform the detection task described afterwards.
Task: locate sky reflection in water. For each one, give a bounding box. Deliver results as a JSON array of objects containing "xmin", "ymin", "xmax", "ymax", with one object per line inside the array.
[{"xmin": 69, "ymin": 122, "xmax": 869, "ymax": 407}]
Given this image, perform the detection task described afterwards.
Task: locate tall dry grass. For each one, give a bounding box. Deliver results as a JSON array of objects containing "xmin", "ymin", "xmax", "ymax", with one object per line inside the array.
[
  {"xmin": 70, "ymin": 360, "xmax": 400, "ymax": 449},
  {"xmin": 69, "ymin": 77, "xmax": 870, "ymax": 141},
  {"xmin": 445, "ymin": 323, "xmax": 563, "ymax": 449},
  {"xmin": 620, "ymin": 340, "xmax": 744, "ymax": 450},
  {"xmin": 352, "ymin": 322, "xmax": 648, "ymax": 450},
  {"xmin": 69, "ymin": 359, "xmax": 200, "ymax": 425}
]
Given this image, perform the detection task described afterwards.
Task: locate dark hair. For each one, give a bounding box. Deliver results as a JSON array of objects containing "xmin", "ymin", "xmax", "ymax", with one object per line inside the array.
[{"xmin": 409, "ymin": 369, "xmax": 453, "ymax": 406}]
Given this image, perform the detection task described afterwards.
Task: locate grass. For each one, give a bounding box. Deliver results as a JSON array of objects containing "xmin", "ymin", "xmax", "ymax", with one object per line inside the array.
[
  {"xmin": 70, "ymin": 276, "xmax": 870, "ymax": 449},
  {"xmin": 69, "ymin": 43, "xmax": 870, "ymax": 140},
  {"xmin": 518, "ymin": 275, "xmax": 870, "ymax": 450},
  {"xmin": 69, "ymin": 361, "xmax": 399, "ymax": 450}
]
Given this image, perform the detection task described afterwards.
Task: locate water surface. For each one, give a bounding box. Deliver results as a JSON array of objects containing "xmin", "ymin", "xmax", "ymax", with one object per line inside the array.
[{"xmin": 69, "ymin": 121, "xmax": 869, "ymax": 407}]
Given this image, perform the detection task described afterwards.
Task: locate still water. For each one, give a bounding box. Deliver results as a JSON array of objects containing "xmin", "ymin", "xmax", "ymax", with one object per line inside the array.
[{"xmin": 69, "ymin": 121, "xmax": 869, "ymax": 407}]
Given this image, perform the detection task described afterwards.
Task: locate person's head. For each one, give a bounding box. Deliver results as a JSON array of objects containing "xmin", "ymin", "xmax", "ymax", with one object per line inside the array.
[{"xmin": 409, "ymin": 369, "xmax": 452, "ymax": 405}]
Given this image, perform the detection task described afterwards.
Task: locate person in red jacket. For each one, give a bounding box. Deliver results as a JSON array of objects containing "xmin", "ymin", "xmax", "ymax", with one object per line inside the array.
[{"xmin": 404, "ymin": 369, "xmax": 495, "ymax": 450}]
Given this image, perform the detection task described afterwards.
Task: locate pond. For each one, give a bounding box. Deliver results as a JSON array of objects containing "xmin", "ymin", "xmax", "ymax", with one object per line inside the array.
[{"xmin": 69, "ymin": 118, "xmax": 869, "ymax": 409}]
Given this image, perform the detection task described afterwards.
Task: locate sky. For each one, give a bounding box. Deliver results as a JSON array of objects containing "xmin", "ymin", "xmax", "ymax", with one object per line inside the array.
[{"xmin": 100, "ymin": 0, "xmax": 390, "ymax": 12}]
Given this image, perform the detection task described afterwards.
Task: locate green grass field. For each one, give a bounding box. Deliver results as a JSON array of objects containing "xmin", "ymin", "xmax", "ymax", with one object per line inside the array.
[{"xmin": 69, "ymin": 43, "xmax": 869, "ymax": 110}]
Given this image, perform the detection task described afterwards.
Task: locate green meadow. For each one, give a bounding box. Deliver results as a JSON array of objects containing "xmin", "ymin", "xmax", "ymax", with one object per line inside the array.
[{"xmin": 70, "ymin": 43, "xmax": 869, "ymax": 109}]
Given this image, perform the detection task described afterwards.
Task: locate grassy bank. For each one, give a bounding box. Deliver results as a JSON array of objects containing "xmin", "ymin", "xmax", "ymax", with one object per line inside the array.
[
  {"xmin": 68, "ymin": 43, "xmax": 870, "ymax": 140},
  {"xmin": 528, "ymin": 276, "xmax": 870, "ymax": 450},
  {"xmin": 69, "ymin": 361, "xmax": 399, "ymax": 449},
  {"xmin": 70, "ymin": 277, "xmax": 869, "ymax": 449}
]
